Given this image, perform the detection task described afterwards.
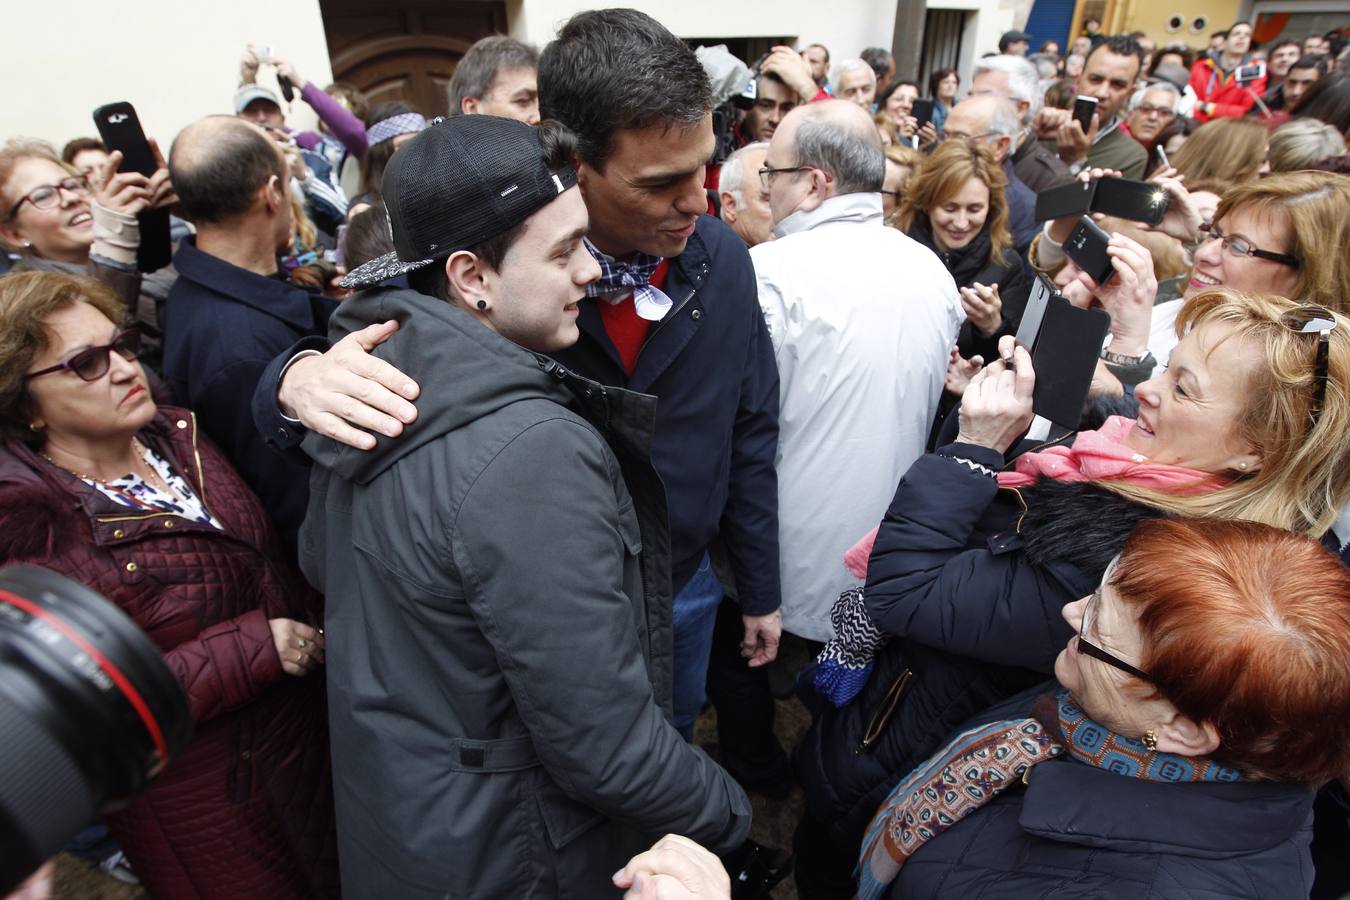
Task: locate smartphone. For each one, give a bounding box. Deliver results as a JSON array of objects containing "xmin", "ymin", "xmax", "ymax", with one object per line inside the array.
[
  {"xmin": 1236, "ymin": 62, "xmax": 1265, "ymax": 84},
  {"xmin": 261, "ymin": 46, "xmax": 294, "ymax": 101},
  {"xmin": 1034, "ymin": 180, "xmax": 1095, "ymax": 222},
  {"xmin": 92, "ymin": 102, "xmax": 172, "ymax": 273},
  {"xmin": 1016, "ymin": 275, "xmax": 1112, "ymax": 427},
  {"xmin": 911, "ymin": 98, "xmax": 935, "ymax": 130},
  {"xmin": 1064, "ymin": 216, "xmax": 1115, "ymax": 285},
  {"xmin": 1091, "ymin": 177, "xmax": 1170, "ymax": 226},
  {"xmin": 1155, "ymin": 143, "xmax": 1170, "ymax": 171},
  {"xmin": 1071, "ymin": 95, "xmax": 1098, "ymax": 133}
]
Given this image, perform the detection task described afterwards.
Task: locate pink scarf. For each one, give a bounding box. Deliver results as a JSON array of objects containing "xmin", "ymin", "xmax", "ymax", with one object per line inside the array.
[{"xmin": 843, "ymin": 417, "xmax": 1231, "ymax": 578}]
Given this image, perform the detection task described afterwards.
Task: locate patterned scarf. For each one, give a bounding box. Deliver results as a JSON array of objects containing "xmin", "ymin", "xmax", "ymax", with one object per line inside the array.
[
  {"xmin": 813, "ymin": 419, "xmax": 1232, "ymax": 707},
  {"xmin": 855, "ymin": 691, "xmax": 1242, "ymax": 899},
  {"xmin": 583, "ymin": 239, "xmax": 674, "ymax": 321}
]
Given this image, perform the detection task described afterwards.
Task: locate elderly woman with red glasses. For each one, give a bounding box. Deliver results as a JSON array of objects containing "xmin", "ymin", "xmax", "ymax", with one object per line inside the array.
[
  {"xmin": 858, "ymin": 516, "xmax": 1350, "ymax": 899},
  {"xmin": 0, "ymin": 138, "xmax": 177, "ymax": 369},
  {"xmin": 0, "ymin": 271, "xmax": 337, "ymax": 899}
]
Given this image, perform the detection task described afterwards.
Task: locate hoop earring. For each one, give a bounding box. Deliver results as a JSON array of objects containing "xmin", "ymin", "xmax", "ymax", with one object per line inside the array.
[{"xmin": 1142, "ymin": 730, "xmax": 1158, "ymax": 751}]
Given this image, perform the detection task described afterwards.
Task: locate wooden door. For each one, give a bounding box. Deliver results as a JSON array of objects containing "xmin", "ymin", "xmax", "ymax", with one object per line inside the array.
[{"xmin": 321, "ymin": 0, "xmax": 507, "ymax": 118}]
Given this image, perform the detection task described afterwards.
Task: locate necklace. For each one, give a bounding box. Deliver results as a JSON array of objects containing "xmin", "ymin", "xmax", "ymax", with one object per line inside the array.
[{"xmin": 41, "ymin": 440, "xmax": 184, "ymax": 507}]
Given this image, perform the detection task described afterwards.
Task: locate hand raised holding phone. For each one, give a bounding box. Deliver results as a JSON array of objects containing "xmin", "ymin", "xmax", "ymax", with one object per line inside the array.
[{"xmin": 956, "ymin": 336, "xmax": 1036, "ymax": 454}]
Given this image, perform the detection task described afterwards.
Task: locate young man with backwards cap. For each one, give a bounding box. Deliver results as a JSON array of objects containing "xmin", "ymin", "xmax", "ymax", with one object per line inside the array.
[{"xmin": 300, "ymin": 115, "xmax": 751, "ymax": 898}]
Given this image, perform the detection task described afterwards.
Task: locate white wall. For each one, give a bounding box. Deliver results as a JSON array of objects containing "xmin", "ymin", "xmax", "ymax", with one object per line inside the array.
[
  {"xmin": 4, "ymin": 0, "xmax": 332, "ymax": 153},
  {"xmin": 928, "ymin": 0, "xmax": 1023, "ymax": 84},
  {"xmin": 508, "ymin": 0, "xmax": 901, "ymax": 68}
]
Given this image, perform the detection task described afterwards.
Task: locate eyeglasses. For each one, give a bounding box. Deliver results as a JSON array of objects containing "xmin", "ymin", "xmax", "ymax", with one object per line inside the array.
[
  {"xmin": 6, "ymin": 176, "xmax": 90, "ymax": 221},
  {"xmin": 1134, "ymin": 103, "xmax": 1176, "ymax": 118},
  {"xmin": 1077, "ymin": 586, "xmax": 1152, "ymax": 682},
  {"xmin": 758, "ymin": 164, "xmax": 812, "ymax": 190},
  {"xmin": 1199, "ymin": 221, "xmax": 1300, "ymax": 268},
  {"xmin": 941, "ymin": 131, "xmax": 1000, "ymax": 145},
  {"xmin": 24, "ymin": 329, "xmax": 142, "ymax": 383},
  {"xmin": 1281, "ymin": 305, "xmax": 1337, "ymax": 426}
]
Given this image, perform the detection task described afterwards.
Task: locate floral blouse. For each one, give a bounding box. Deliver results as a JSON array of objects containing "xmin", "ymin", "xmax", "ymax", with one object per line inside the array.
[{"xmin": 82, "ymin": 444, "xmax": 222, "ymax": 529}]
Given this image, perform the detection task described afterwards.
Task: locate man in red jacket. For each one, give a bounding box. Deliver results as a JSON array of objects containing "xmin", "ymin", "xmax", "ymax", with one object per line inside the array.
[{"xmin": 1190, "ymin": 21, "xmax": 1267, "ymax": 121}]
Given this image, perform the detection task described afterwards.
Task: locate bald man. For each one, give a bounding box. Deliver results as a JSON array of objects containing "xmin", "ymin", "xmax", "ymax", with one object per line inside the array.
[
  {"xmin": 163, "ymin": 116, "xmax": 335, "ymax": 550},
  {"xmin": 753, "ymin": 99, "xmax": 962, "ymax": 642}
]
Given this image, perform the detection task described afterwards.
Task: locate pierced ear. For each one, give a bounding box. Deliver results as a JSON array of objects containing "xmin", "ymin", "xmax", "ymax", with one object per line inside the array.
[
  {"xmin": 0, "ymin": 221, "xmax": 28, "ymax": 248},
  {"xmin": 1152, "ymin": 711, "xmax": 1221, "ymax": 758},
  {"xmin": 445, "ymin": 250, "xmax": 489, "ymax": 309},
  {"xmin": 1231, "ymin": 449, "xmax": 1262, "ymax": 475}
]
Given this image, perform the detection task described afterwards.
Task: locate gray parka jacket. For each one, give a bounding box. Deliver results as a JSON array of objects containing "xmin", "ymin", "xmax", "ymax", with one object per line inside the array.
[{"xmin": 299, "ymin": 287, "xmax": 751, "ymax": 898}]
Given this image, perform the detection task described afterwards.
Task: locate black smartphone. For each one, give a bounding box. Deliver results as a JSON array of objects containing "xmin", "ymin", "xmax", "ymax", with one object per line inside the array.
[
  {"xmin": 1034, "ymin": 180, "xmax": 1095, "ymax": 221},
  {"xmin": 1015, "ymin": 274, "xmax": 1112, "ymax": 428},
  {"xmin": 911, "ymin": 98, "xmax": 935, "ymax": 130},
  {"xmin": 1236, "ymin": 62, "xmax": 1265, "ymax": 84},
  {"xmin": 1091, "ymin": 177, "xmax": 1170, "ymax": 225},
  {"xmin": 1071, "ymin": 95, "xmax": 1098, "ymax": 133},
  {"xmin": 92, "ymin": 102, "xmax": 172, "ymax": 273},
  {"xmin": 1064, "ymin": 215, "xmax": 1115, "ymax": 285}
]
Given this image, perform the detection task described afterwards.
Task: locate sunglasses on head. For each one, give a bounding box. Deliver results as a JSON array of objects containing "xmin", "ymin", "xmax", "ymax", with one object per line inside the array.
[
  {"xmin": 24, "ymin": 329, "xmax": 142, "ymax": 383},
  {"xmin": 1280, "ymin": 305, "xmax": 1337, "ymax": 426}
]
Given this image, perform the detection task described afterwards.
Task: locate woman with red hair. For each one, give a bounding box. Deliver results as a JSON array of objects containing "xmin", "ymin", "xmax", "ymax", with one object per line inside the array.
[{"xmin": 859, "ymin": 517, "xmax": 1350, "ymax": 898}]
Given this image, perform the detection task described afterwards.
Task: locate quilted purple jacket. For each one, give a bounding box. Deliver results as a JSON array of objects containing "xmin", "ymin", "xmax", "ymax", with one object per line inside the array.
[{"xmin": 0, "ymin": 407, "xmax": 338, "ymax": 899}]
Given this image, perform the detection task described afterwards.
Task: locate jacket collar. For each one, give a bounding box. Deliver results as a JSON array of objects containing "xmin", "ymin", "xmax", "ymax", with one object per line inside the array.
[
  {"xmin": 1022, "ymin": 756, "xmax": 1313, "ymax": 857},
  {"xmin": 172, "ymin": 237, "xmax": 319, "ymax": 332},
  {"xmin": 772, "ymin": 192, "xmax": 882, "ymax": 240}
]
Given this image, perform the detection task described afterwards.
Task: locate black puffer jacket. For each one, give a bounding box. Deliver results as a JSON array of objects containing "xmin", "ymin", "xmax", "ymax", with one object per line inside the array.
[{"xmin": 795, "ymin": 443, "xmax": 1164, "ymax": 869}]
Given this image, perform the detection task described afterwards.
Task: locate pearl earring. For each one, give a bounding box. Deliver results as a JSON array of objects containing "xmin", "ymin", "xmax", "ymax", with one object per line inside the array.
[{"xmin": 1238, "ymin": 462, "xmax": 1248, "ymax": 470}]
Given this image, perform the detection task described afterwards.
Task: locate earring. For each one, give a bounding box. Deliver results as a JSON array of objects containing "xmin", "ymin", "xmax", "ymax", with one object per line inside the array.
[
  {"xmin": 20, "ymin": 241, "xmax": 31, "ymax": 248},
  {"xmin": 1238, "ymin": 462, "xmax": 1248, "ymax": 470},
  {"xmin": 27, "ymin": 422, "xmax": 40, "ymax": 433},
  {"xmin": 476, "ymin": 300, "xmax": 487, "ymax": 311},
  {"xmin": 1142, "ymin": 730, "xmax": 1158, "ymax": 751}
]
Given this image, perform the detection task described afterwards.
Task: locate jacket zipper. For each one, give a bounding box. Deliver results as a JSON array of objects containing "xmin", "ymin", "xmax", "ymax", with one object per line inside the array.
[
  {"xmin": 636, "ymin": 283, "xmax": 700, "ymax": 358},
  {"xmin": 94, "ymin": 413, "xmax": 220, "ymax": 529}
]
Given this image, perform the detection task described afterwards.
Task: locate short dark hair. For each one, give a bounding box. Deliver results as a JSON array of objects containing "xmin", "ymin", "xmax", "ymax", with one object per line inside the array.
[
  {"xmin": 860, "ymin": 47, "xmax": 893, "ymax": 82},
  {"xmin": 1291, "ymin": 70, "xmax": 1350, "ymax": 133},
  {"xmin": 60, "ymin": 137, "xmax": 105, "ymax": 165},
  {"xmin": 1088, "ymin": 34, "xmax": 1146, "ymax": 73},
  {"xmin": 538, "ymin": 8, "xmax": 711, "ymax": 170},
  {"xmin": 1291, "ymin": 54, "xmax": 1331, "ymax": 76},
  {"xmin": 1212, "ymin": 30, "xmax": 1230, "ymax": 39},
  {"xmin": 1272, "ymin": 39, "xmax": 1303, "ymax": 55},
  {"xmin": 407, "ymin": 120, "xmax": 578, "ymax": 303},
  {"xmin": 928, "ymin": 67, "xmax": 959, "ymax": 96},
  {"xmin": 359, "ymin": 101, "xmax": 418, "ymax": 200},
  {"xmin": 341, "ymin": 201, "xmax": 395, "ymax": 271},
  {"xmin": 448, "ymin": 36, "xmax": 539, "ymax": 115},
  {"xmin": 876, "ymin": 79, "xmax": 920, "ymax": 108},
  {"xmin": 169, "ymin": 118, "xmax": 285, "ymax": 225}
]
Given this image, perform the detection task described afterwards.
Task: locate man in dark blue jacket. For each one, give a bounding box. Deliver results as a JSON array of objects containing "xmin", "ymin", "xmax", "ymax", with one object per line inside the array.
[
  {"xmin": 164, "ymin": 116, "xmax": 333, "ymax": 552},
  {"xmin": 254, "ymin": 9, "xmax": 783, "ymax": 740}
]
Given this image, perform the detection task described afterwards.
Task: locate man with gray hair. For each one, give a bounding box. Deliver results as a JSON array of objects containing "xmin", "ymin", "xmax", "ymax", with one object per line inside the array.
[
  {"xmin": 1124, "ymin": 81, "xmax": 1181, "ymax": 150},
  {"xmin": 831, "ymin": 59, "xmax": 877, "ymax": 108},
  {"xmin": 942, "ymin": 94, "xmax": 1038, "ymax": 252},
  {"xmin": 718, "ymin": 141, "xmax": 774, "ymax": 247},
  {"xmin": 970, "ymin": 54, "xmax": 1073, "ymax": 192},
  {"xmin": 753, "ymin": 99, "xmax": 963, "ymax": 642},
  {"xmin": 447, "ymin": 35, "xmax": 539, "ymax": 124}
]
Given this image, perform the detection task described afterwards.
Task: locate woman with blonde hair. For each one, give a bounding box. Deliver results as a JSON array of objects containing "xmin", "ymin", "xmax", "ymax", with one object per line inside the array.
[
  {"xmin": 896, "ymin": 139, "xmax": 1029, "ymax": 361},
  {"xmin": 794, "ymin": 288, "xmax": 1349, "ymax": 893},
  {"xmin": 1169, "ymin": 116, "xmax": 1270, "ymax": 185},
  {"xmin": 1266, "ymin": 118, "xmax": 1346, "ymax": 173}
]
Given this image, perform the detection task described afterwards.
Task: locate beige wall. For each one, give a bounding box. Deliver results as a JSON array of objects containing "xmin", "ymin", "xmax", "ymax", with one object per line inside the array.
[
  {"xmin": 1119, "ymin": 0, "xmax": 1241, "ymax": 50},
  {"xmin": 4, "ymin": 0, "xmax": 333, "ymax": 155}
]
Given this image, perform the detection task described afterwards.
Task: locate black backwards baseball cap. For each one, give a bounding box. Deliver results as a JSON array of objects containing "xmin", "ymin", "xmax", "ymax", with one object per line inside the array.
[{"xmin": 342, "ymin": 116, "xmax": 579, "ymax": 289}]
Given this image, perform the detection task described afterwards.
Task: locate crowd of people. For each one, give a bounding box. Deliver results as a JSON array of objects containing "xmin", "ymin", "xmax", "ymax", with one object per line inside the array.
[{"xmin": 2, "ymin": 8, "xmax": 1349, "ymax": 900}]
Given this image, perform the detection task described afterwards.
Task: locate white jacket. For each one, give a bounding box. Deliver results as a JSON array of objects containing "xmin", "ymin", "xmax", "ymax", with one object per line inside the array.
[{"xmin": 751, "ymin": 193, "xmax": 964, "ymax": 640}]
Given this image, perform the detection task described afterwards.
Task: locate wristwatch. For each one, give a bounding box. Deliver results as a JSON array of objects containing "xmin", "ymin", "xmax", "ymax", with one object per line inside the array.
[{"xmin": 1101, "ymin": 348, "xmax": 1150, "ymax": 366}]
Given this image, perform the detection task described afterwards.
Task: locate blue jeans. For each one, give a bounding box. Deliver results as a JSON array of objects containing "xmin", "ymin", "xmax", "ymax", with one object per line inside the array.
[{"xmin": 671, "ymin": 553, "xmax": 723, "ymax": 741}]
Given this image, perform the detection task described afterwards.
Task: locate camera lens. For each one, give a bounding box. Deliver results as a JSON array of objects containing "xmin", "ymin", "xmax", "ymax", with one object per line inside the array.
[{"xmin": 0, "ymin": 565, "xmax": 191, "ymax": 895}]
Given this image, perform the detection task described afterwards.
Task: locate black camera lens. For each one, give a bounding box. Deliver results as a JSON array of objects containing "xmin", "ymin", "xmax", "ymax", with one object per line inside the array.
[{"xmin": 0, "ymin": 565, "xmax": 191, "ymax": 895}]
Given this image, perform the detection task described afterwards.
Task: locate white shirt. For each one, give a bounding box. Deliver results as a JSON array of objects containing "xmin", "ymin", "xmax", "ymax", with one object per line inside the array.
[{"xmin": 752, "ymin": 193, "xmax": 964, "ymax": 640}]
